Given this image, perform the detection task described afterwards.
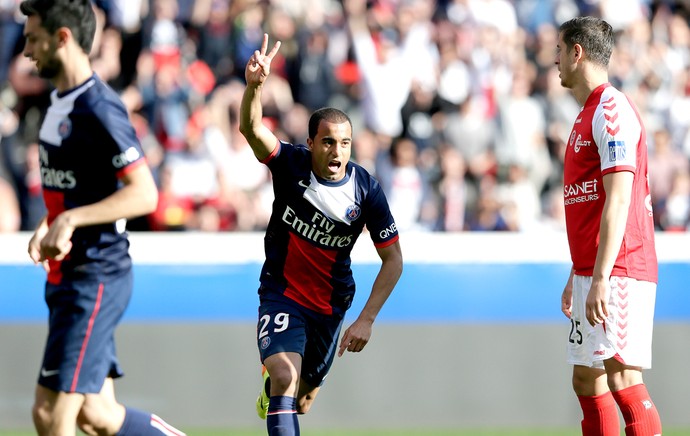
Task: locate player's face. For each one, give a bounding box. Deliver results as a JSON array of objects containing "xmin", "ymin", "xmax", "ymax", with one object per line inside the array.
[
  {"xmin": 308, "ymin": 119, "xmax": 352, "ymax": 181},
  {"xmin": 23, "ymin": 15, "xmax": 62, "ymax": 79},
  {"xmin": 555, "ymin": 32, "xmax": 576, "ymax": 89}
]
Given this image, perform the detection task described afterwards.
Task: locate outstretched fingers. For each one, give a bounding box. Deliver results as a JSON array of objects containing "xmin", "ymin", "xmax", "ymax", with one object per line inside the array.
[{"xmin": 266, "ymin": 40, "xmax": 282, "ymax": 61}]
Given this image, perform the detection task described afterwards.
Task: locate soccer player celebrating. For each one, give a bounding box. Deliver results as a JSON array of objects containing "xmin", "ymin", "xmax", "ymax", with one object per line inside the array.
[
  {"xmin": 556, "ymin": 17, "xmax": 662, "ymax": 436},
  {"xmin": 240, "ymin": 33, "xmax": 403, "ymax": 435},
  {"xmin": 21, "ymin": 1, "xmax": 185, "ymax": 435}
]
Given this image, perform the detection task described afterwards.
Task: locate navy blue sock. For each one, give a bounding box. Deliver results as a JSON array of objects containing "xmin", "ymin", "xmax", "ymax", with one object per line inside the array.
[
  {"xmin": 116, "ymin": 407, "xmax": 186, "ymax": 436},
  {"xmin": 266, "ymin": 396, "xmax": 300, "ymax": 436}
]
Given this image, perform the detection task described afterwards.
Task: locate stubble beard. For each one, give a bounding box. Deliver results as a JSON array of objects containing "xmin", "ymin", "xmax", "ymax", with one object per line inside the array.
[{"xmin": 37, "ymin": 55, "xmax": 62, "ymax": 80}]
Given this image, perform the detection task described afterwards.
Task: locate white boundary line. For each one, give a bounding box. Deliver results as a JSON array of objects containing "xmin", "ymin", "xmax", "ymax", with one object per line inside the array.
[{"xmin": 1, "ymin": 231, "xmax": 688, "ymax": 265}]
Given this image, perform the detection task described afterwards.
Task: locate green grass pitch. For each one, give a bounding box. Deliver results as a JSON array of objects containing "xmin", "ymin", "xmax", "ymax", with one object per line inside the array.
[{"xmin": 3, "ymin": 429, "xmax": 690, "ymax": 436}]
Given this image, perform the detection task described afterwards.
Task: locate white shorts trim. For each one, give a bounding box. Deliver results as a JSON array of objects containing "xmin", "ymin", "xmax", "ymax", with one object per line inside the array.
[{"xmin": 566, "ymin": 275, "xmax": 656, "ymax": 369}]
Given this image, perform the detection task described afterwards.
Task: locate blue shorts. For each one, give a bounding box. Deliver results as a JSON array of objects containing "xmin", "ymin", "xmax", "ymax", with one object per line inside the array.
[
  {"xmin": 38, "ymin": 270, "xmax": 132, "ymax": 393},
  {"xmin": 257, "ymin": 291, "xmax": 344, "ymax": 387}
]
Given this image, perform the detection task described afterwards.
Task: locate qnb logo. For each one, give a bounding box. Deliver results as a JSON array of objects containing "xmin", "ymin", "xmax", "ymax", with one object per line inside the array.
[
  {"xmin": 564, "ymin": 180, "xmax": 599, "ymax": 206},
  {"xmin": 112, "ymin": 147, "xmax": 141, "ymax": 168},
  {"xmin": 41, "ymin": 167, "xmax": 77, "ymax": 189},
  {"xmin": 379, "ymin": 223, "xmax": 398, "ymax": 239}
]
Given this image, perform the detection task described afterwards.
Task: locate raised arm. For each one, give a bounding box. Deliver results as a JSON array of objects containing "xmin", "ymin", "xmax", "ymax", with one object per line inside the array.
[{"xmin": 239, "ymin": 33, "xmax": 282, "ymax": 161}]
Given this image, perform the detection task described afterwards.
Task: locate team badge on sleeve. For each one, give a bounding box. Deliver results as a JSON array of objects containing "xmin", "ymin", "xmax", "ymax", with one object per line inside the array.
[{"xmin": 608, "ymin": 141, "xmax": 626, "ymax": 162}]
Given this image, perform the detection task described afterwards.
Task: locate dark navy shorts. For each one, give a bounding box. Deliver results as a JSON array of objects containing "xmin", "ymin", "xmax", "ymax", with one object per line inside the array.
[
  {"xmin": 38, "ymin": 270, "xmax": 132, "ymax": 393},
  {"xmin": 257, "ymin": 292, "xmax": 344, "ymax": 387}
]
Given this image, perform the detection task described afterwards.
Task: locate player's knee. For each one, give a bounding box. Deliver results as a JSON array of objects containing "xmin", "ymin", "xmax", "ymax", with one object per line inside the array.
[
  {"xmin": 571, "ymin": 371, "xmax": 592, "ymax": 395},
  {"xmin": 32, "ymin": 401, "xmax": 53, "ymax": 433},
  {"xmin": 268, "ymin": 366, "xmax": 300, "ymax": 393}
]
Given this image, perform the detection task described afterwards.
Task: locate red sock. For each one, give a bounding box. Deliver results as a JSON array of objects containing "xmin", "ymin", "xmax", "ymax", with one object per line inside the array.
[
  {"xmin": 612, "ymin": 384, "xmax": 662, "ymax": 436},
  {"xmin": 578, "ymin": 392, "xmax": 620, "ymax": 436}
]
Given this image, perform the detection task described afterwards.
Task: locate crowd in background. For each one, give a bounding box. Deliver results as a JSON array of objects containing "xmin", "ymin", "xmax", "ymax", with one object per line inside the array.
[{"xmin": 1, "ymin": 0, "xmax": 690, "ymax": 233}]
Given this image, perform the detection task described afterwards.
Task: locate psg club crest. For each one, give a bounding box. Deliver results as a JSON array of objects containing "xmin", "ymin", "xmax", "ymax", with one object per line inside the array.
[
  {"xmin": 260, "ymin": 336, "xmax": 271, "ymax": 350},
  {"xmin": 345, "ymin": 204, "xmax": 361, "ymax": 222},
  {"xmin": 58, "ymin": 118, "xmax": 72, "ymax": 139}
]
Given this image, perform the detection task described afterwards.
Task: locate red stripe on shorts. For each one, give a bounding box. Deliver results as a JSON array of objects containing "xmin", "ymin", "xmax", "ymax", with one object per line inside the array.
[{"xmin": 70, "ymin": 282, "xmax": 104, "ymax": 392}]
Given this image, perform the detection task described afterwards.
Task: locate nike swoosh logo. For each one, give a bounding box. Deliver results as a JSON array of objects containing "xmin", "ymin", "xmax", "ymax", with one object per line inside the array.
[
  {"xmin": 40, "ymin": 368, "xmax": 60, "ymax": 377},
  {"xmin": 298, "ymin": 180, "xmax": 311, "ymax": 189}
]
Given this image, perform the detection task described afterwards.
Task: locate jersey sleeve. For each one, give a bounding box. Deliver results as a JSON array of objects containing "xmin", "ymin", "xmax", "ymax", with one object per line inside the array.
[
  {"xmin": 364, "ymin": 177, "xmax": 399, "ymax": 248},
  {"xmin": 92, "ymin": 96, "xmax": 146, "ymax": 178},
  {"xmin": 593, "ymin": 92, "xmax": 640, "ymax": 176}
]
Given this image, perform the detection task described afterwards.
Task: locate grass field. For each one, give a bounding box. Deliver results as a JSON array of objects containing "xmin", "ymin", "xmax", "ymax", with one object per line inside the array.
[{"xmin": 2, "ymin": 429, "xmax": 690, "ymax": 436}]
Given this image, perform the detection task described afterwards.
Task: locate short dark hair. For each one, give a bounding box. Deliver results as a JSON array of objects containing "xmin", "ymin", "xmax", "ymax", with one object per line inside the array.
[
  {"xmin": 308, "ymin": 107, "xmax": 352, "ymax": 140},
  {"xmin": 559, "ymin": 16, "xmax": 614, "ymax": 68},
  {"xmin": 20, "ymin": 0, "xmax": 96, "ymax": 54}
]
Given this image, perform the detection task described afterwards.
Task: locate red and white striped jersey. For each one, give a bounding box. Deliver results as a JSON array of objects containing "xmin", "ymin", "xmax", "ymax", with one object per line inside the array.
[{"xmin": 563, "ymin": 83, "xmax": 657, "ymax": 282}]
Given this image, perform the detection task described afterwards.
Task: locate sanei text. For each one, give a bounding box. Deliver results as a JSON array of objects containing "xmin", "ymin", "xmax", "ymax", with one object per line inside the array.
[{"xmin": 564, "ymin": 179, "xmax": 599, "ymax": 206}]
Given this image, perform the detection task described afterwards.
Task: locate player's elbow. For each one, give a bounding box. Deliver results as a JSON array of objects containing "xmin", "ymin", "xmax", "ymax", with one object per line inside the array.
[{"xmin": 141, "ymin": 188, "xmax": 159, "ymax": 215}]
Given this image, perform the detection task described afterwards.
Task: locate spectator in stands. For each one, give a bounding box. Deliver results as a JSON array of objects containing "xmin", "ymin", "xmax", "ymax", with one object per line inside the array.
[{"xmin": 2, "ymin": 0, "xmax": 690, "ymax": 234}]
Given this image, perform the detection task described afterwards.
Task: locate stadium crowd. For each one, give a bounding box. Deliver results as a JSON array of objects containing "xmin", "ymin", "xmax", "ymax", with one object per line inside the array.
[{"xmin": 1, "ymin": 0, "xmax": 690, "ymax": 233}]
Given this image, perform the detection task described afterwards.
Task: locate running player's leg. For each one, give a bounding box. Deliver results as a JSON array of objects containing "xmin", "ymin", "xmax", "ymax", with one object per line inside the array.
[
  {"xmin": 32, "ymin": 385, "xmax": 84, "ymax": 435},
  {"xmin": 295, "ymin": 307, "xmax": 344, "ymax": 415},
  {"xmin": 77, "ymin": 377, "xmax": 125, "ymax": 434},
  {"xmin": 296, "ymin": 379, "xmax": 321, "ymax": 415},
  {"xmin": 78, "ymin": 377, "xmax": 186, "ymax": 436},
  {"xmin": 263, "ymin": 352, "xmax": 302, "ymax": 435},
  {"xmin": 34, "ymin": 278, "xmax": 114, "ymax": 435},
  {"xmin": 257, "ymin": 296, "xmax": 307, "ymax": 434}
]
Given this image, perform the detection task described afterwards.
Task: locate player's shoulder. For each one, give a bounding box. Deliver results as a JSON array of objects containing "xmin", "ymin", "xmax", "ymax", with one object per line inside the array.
[
  {"xmin": 273, "ymin": 140, "xmax": 310, "ymax": 164},
  {"xmin": 348, "ymin": 160, "xmax": 383, "ymax": 193},
  {"xmin": 596, "ymin": 85, "xmax": 635, "ymax": 111},
  {"xmin": 592, "ymin": 84, "xmax": 639, "ymax": 124},
  {"xmin": 76, "ymin": 75, "xmax": 126, "ymax": 113}
]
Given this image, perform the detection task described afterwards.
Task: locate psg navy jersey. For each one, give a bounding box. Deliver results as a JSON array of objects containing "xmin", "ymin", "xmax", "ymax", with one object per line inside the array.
[
  {"xmin": 261, "ymin": 141, "xmax": 399, "ymax": 315},
  {"xmin": 38, "ymin": 74, "xmax": 146, "ymax": 283}
]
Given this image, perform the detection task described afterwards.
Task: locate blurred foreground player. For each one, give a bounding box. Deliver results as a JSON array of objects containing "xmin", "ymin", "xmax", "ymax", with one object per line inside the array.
[
  {"xmin": 556, "ymin": 16, "xmax": 661, "ymax": 436},
  {"xmin": 240, "ymin": 34, "xmax": 403, "ymax": 435},
  {"xmin": 21, "ymin": 0, "xmax": 185, "ymax": 434}
]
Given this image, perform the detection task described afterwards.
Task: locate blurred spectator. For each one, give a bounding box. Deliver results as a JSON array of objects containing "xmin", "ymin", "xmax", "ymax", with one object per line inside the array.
[
  {"xmin": 345, "ymin": 0, "xmax": 436, "ymax": 139},
  {"xmin": 0, "ymin": 0, "xmax": 23, "ymax": 86},
  {"xmin": 495, "ymin": 163, "xmax": 542, "ymax": 232},
  {"xmin": 289, "ymin": 27, "xmax": 338, "ymax": 111},
  {"xmin": 495, "ymin": 60, "xmax": 552, "ymax": 199},
  {"xmin": 2, "ymin": 0, "xmax": 690, "ymax": 233},
  {"xmin": 441, "ymin": 93, "xmax": 497, "ymax": 181},
  {"xmin": 435, "ymin": 145, "xmax": 467, "ymax": 231},
  {"xmin": 466, "ymin": 174, "xmax": 514, "ymax": 231},
  {"xmin": 659, "ymin": 169, "xmax": 690, "ymax": 231},
  {"xmin": 649, "ymin": 128, "xmax": 690, "ymax": 229},
  {"xmin": 380, "ymin": 136, "xmax": 433, "ymax": 231},
  {"xmin": 0, "ymin": 176, "xmax": 20, "ymax": 232},
  {"xmin": 105, "ymin": 0, "xmax": 147, "ymax": 90},
  {"xmin": 189, "ymin": 0, "xmax": 234, "ymax": 82}
]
